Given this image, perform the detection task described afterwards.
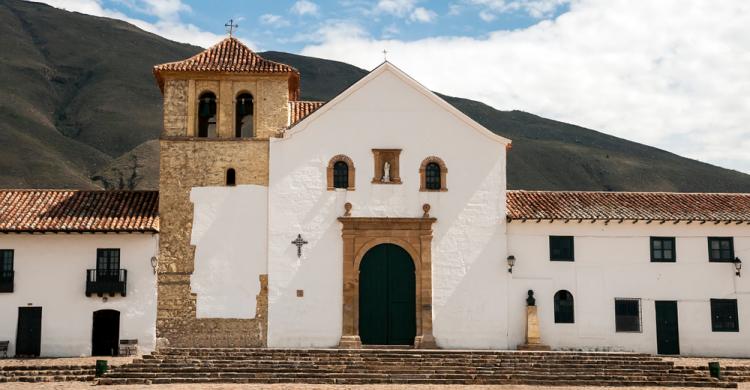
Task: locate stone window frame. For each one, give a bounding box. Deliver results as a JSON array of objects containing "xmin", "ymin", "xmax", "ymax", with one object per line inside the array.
[
  {"xmin": 196, "ymin": 89, "xmax": 219, "ymax": 138},
  {"xmin": 419, "ymin": 156, "xmax": 448, "ymax": 192},
  {"xmin": 327, "ymin": 155, "xmax": 356, "ymax": 191}
]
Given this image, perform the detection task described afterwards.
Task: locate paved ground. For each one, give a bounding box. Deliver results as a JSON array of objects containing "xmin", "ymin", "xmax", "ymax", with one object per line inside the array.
[{"xmin": 0, "ymin": 384, "xmax": 749, "ymax": 390}]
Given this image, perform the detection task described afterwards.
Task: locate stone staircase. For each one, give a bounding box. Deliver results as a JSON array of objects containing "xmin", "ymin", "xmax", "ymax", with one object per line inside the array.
[
  {"xmin": 693, "ymin": 366, "xmax": 750, "ymax": 384},
  {"xmin": 0, "ymin": 364, "xmax": 95, "ymax": 383},
  {"xmin": 96, "ymin": 348, "xmax": 739, "ymax": 387}
]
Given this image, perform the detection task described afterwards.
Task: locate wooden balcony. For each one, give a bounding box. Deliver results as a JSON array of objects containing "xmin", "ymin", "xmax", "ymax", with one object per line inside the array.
[{"xmin": 86, "ymin": 269, "xmax": 127, "ymax": 297}]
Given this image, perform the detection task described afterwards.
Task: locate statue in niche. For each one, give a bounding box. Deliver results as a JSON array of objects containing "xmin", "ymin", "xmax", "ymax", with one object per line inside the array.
[
  {"xmin": 382, "ymin": 161, "xmax": 391, "ymax": 183},
  {"xmin": 526, "ymin": 290, "xmax": 536, "ymax": 306}
]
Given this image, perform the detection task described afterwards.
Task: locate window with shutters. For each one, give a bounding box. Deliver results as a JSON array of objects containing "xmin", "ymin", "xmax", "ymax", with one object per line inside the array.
[
  {"xmin": 651, "ymin": 237, "xmax": 676, "ymax": 262},
  {"xmin": 711, "ymin": 299, "xmax": 739, "ymax": 332},
  {"xmin": 615, "ymin": 298, "xmax": 641, "ymax": 332},
  {"xmin": 708, "ymin": 237, "xmax": 734, "ymax": 262},
  {"xmin": 550, "ymin": 236, "xmax": 574, "ymax": 261}
]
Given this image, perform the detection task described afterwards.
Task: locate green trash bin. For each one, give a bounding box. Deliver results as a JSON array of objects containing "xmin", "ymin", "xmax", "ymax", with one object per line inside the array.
[
  {"xmin": 708, "ymin": 361, "xmax": 721, "ymax": 379},
  {"xmin": 95, "ymin": 359, "xmax": 108, "ymax": 377}
]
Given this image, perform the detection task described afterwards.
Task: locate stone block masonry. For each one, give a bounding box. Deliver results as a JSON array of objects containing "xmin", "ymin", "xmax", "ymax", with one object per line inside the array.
[{"xmin": 157, "ymin": 139, "xmax": 270, "ymax": 347}]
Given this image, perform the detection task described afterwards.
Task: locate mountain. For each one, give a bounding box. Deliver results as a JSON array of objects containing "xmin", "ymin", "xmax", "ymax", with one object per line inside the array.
[{"xmin": 2, "ymin": 0, "xmax": 750, "ymax": 192}]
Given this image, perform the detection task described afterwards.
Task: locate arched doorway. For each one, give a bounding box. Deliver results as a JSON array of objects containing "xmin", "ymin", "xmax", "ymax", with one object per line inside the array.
[
  {"xmin": 359, "ymin": 244, "xmax": 416, "ymax": 345},
  {"xmin": 92, "ymin": 310, "xmax": 120, "ymax": 356}
]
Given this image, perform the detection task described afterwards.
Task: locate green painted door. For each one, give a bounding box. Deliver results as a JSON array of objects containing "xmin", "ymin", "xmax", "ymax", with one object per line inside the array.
[
  {"xmin": 359, "ymin": 244, "xmax": 416, "ymax": 345},
  {"xmin": 655, "ymin": 301, "xmax": 680, "ymax": 355}
]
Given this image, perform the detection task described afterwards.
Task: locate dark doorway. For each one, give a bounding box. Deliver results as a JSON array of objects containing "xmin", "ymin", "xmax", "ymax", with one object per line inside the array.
[
  {"xmin": 16, "ymin": 307, "xmax": 42, "ymax": 357},
  {"xmin": 655, "ymin": 301, "xmax": 680, "ymax": 355},
  {"xmin": 92, "ymin": 310, "xmax": 120, "ymax": 356},
  {"xmin": 359, "ymin": 244, "xmax": 416, "ymax": 345}
]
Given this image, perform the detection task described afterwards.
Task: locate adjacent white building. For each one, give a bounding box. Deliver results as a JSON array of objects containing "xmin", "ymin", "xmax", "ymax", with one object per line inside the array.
[{"xmin": 0, "ymin": 191, "xmax": 158, "ymax": 357}]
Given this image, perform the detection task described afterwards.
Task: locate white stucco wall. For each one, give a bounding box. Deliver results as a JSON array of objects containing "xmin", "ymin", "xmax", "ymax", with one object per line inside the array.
[
  {"xmin": 268, "ymin": 64, "xmax": 509, "ymax": 348},
  {"xmin": 507, "ymin": 221, "xmax": 750, "ymax": 357},
  {"xmin": 0, "ymin": 233, "xmax": 158, "ymax": 357},
  {"xmin": 190, "ymin": 185, "xmax": 268, "ymax": 319}
]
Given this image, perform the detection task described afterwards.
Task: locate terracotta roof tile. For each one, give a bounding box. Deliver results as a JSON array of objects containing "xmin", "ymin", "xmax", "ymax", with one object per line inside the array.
[
  {"xmin": 507, "ymin": 190, "xmax": 750, "ymax": 222},
  {"xmin": 154, "ymin": 37, "xmax": 298, "ymax": 75},
  {"xmin": 0, "ymin": 190, "xmax": 159, "ymax": 233},
  {"xmin": 289, "ymin": 100, "xmax": 325, "ymax": 126}
]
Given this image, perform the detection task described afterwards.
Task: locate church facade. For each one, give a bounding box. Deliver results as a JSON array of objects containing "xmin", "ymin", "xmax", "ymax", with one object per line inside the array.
[{"xmin": 0, "ymin": 37, "xmax": 748, "ymax": 357}]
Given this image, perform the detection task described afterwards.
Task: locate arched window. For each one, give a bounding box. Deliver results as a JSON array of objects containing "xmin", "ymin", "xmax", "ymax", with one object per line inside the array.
[
  {"xmin": 327, "ymin": 155, "xmax": 355, "ymax": 191},
  {"xmin": 197, "ymin": 92, "xmax": 217, "ymax": 138},
  {"xmin": 554, "ymin": 290, "xmax": 575, "ymax": 323},
  {"xmin": 425, "ymin": 163, "xmax": 441, "ymax": 190},
  {"xmin": 419, "ymin": 157, "xmax": 447, "ymax": 191},
  {"xmin": 226, "ymin": 168, "xmax": 236, "ymax": 186},
  {"xmin": 235, "ymin": 93, "xmax": 254, "ymax": 138},
  {"xmin": 333, "ymin": 161, "xmax": 349, "ymax": 189}
]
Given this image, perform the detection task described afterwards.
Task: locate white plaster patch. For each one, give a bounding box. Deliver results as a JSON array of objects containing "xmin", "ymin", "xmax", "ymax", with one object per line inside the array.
[{"xmin": 190, "ymin": 185, "xmax": 268, "ymax": 319}]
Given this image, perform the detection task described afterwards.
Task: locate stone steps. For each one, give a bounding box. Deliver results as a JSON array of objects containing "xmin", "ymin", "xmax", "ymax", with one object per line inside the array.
[
  {"xmin": 97, "ymin": 348, "xmax": 739, "ymax": 387},
  {"xmin": 0, "ymin": 365, "xmax": 95, "ymax": 383}
]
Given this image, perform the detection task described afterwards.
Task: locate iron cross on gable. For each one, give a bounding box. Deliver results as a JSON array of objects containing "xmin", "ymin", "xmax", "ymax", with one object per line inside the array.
[
  {"xmin": 225, "ymin": 19, "xmax": 239, "ymax": 37},
  {"xmin": 291, "ymin": 234, "xmax": 308, "ymax": 258}
]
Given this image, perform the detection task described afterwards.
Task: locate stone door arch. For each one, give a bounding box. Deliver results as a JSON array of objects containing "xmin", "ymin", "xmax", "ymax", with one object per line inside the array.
[{"xmin": 338, "ymin": 217, "xmax": 436, "ymax": 349}]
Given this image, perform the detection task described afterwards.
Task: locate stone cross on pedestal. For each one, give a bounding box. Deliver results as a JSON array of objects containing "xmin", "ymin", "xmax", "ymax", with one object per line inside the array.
[{"xmin": 291, "ymin": 234, "xmax": 308, "ymax": 258}]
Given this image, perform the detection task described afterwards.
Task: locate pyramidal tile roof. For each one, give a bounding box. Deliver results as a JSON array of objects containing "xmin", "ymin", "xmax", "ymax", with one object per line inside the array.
[
  {"xmin": 155, "ymin": 37, "xmax": 298, "ymax": 74},
  {"xmin": 153, "ymin": 37, "xmax": 300, "ymax": 93},
  {"xmin": 0, "ymin": 190, "xmax": 159, "ymax": 233},
  {"xmin": 507, "ymin": 190, "xmax": 750, "ymax": 223}
]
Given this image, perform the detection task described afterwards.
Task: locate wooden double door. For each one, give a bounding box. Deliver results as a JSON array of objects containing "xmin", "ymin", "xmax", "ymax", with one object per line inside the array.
[{"xmin": 359, "ymin": 244, "xmax": 416, "ymax": 346}]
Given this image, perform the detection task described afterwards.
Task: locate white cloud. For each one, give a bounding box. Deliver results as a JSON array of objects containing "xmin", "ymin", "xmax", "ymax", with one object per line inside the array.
[
  {"xmin": 300, "ymin": 0, "xmax": 750, "ymax": 173},
  {"xmin": 375, "ymin": 0, "xmax": 418, "ymax": 17},
  {"xmin": 478, "ymin": 9, "xmax": 496, "ymax": 21},
  {"xmin": 291, "ymin": 0, "xmax": 320, "ymax": 16},
  {"xmin": 469, "ymin": 0, "xmax": 570, "ymax": 20},
  {"xmin": 38, "ymin": 0, "xmax": 230, "ymax": 48},
  {"xmin": 409, "ymin": 7, "xmax": 437, "ymax": 23},
  {"xmin": 259, "ymin": 14, "xmax": 290, "ymax": 28},
  {"xmin": 447, "ymin": 4, "xmax": 462, "ymax": 16}
]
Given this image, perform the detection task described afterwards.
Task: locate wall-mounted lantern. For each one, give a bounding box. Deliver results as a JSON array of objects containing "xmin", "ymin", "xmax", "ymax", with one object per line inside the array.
[
  {"xmin": 734, "ymin": 257, "xmax": 742, "ymax": 277},
  {"xmin": 150, "ymin": 256, "xmax": 158, "ymax": 275},
  {"xmin": 507, "ymin": 255, "xmax": 516, "ymax": 273}
]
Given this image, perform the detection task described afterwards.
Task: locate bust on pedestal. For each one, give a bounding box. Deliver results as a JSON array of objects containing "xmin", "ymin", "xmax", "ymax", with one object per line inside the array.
[{"xmin": 517, "ymin": 290, "xmax": 551, "ymax": 351}]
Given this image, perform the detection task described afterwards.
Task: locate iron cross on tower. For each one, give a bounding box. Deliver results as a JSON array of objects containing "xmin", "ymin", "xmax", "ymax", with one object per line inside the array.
[
  {"xmin": 291, "ymin": 234, "xmax": 308, "ymax": 258},
  {"xmin": 225, "ymin": 19, "xmax": 239, "ymax": 37}
]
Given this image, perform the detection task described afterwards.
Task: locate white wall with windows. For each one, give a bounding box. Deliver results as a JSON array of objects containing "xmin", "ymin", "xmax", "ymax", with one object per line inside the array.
[
  {"xmin": 507, "ymin": 221, "xmax": 750, "ymax": 356},
  {"xmin": 0, "ymin": 233, "xmax": 158, "ymax": 357}
]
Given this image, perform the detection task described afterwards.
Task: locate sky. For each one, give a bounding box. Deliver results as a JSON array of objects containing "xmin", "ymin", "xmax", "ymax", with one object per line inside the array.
[{"xmin": 39, "ymin": 0, "xmax": 750, "ymax": 174}]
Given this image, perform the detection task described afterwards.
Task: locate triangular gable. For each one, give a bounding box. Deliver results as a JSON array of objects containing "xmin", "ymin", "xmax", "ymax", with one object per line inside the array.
[{"xmin": 283, "ymin": 62, "xmax": 511, "ymax": 145}]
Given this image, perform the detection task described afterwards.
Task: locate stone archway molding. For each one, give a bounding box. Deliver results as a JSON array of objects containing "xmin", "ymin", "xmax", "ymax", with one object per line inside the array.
[{"xmin": 338, "ymin": 216, "xmax": 437, "ymax": 349}]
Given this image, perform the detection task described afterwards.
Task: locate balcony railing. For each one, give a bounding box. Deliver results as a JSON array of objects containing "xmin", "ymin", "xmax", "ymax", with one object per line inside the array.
[
  {"xmin": 85, "ymin": 269, "xmax": 127, "ymax": 297},
  {"xmin": 0, "ymin": 270, "xmax": 13, "ymax": 293}
]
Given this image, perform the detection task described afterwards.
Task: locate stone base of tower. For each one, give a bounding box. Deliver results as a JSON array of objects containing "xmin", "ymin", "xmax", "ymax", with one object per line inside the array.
[{"xmin": 156, "ymin": 273, "xmax": 268, "ymax": 348}]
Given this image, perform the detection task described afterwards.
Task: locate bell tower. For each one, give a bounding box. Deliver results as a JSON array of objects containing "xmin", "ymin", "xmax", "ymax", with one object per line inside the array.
[{"xmin": 152, "ymin": 37, "xmax": 300, "ymax": 347}]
